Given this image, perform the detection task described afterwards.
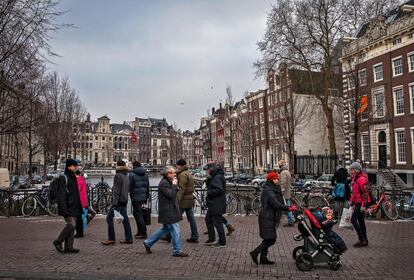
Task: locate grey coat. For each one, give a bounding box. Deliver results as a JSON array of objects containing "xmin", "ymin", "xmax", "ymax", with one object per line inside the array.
[
  {"xmin": 158, "ymin": 176, "xmax": 182, "ymax": 224},
  {"xmin": 112, "ymin": 166, "xmax": 130, "ymax": 207},
  {"xmin": 279, "ymin": 165, "xmax": 292, "ymax": 200}
]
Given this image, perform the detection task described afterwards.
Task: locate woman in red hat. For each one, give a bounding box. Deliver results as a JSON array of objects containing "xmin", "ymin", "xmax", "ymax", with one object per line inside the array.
[{"xmin": 249, "ymin": 171, "xmax": 297, "ymax": 265}]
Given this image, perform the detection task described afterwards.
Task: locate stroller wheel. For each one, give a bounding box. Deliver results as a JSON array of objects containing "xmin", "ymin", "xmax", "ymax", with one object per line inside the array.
[
  {"xmin": 330, "ymin": 261, "xmax": 341, "ymax": 271},
  {"xmin": 292, "ymin": 246, "xmax": 305, "ymax": 260},
  {"xmin": 295, "ymin": 252, "xmax": 314, "ymax": 271}
]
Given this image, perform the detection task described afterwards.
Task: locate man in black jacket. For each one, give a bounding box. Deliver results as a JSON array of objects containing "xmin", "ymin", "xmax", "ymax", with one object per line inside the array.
[
  {"xmin": 129, "ymin": 161, "xmax": 150, "ymax": 239},
  {"xmin": 143, "ymin": 166, "xmax": 188, "ymax": 257},
  {"xmin": 204, "ymin": 163, "xmax": 227, "ymax": 248},
  {"xmin": 53, "ymin": 159, "xmax": 82, "ymax": 254},
  {"xmin": 331, "ymin": 165, "xmax": 351, "ymax": 219}
]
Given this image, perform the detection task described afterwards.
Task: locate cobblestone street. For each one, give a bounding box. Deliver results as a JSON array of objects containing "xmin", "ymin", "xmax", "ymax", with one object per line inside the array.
[{"xmin": 0, "ymin": 215, "xmax": 413, "ymax": 280}]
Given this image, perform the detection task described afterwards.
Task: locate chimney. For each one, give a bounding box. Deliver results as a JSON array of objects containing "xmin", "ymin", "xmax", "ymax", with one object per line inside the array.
[
  {"xmin": 212, "ymin": 107, "xmax": 215, "ymax": 115},
  {"xmin": 219, "ymin": 102, "xmax": 222, "ymax": 109}
]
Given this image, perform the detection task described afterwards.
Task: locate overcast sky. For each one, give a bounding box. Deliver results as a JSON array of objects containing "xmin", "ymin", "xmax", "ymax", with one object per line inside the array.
[{"xmin": 50, "ymin": 0, "xmax": 271, "ymax": 131}]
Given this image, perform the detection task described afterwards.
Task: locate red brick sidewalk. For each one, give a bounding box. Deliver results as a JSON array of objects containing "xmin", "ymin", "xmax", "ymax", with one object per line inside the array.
[{"xmin": 0, "ymin": 215, "xmax": 413, "ymax": 279}]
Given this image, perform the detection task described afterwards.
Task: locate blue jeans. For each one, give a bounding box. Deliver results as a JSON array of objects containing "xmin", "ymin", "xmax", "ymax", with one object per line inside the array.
[
  {"xmin": 106, "ymin": 206, "xmax": 132, "ymax": 241},
  {"xmin": 285, "ymin": 199, "xmax": 295, "ymax": 224},
  {"xmin": 144, "ymin": 223, "xmax": 182, "ymax": 255},
  {"xmin": 181, "ymin": 208, "xmax": 199, "ymax": 240}
]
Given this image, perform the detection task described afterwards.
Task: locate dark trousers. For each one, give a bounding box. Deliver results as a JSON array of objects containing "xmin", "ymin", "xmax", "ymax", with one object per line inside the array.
[
  {"xmin": 107, "ymin": 206, "xmax": 132, "ymax": 241},
  {"xmin": 205, "ymin": 211, "xmax": 226, "ymax": 245},
  {"xmin": 351, "ymin": 204, "xmax": 367, "ymax": 242},
  {"xmin": 132, "ymin": 201, "xmax": 147, "ymax": 236},
  {"xmin": 254, "ymin": 239, "xmax": 276, "ymax": 258},
  {"xmin": 56, "ymin": 216, "xmax": 76, "ymax": 249},
  {"xmin": 75, "ymin": 215, "xmax": 83, "ymax": 237}
]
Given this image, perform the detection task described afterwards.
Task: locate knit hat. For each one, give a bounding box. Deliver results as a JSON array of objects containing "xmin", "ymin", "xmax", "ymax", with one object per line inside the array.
[
  {"xmin": 65, "ymin": 158, "xmax": 79, "ymax": 168},
  {"xmin": 176, "ymin": 159, "xmax": 187, "ymax": 166},
  {"xmin": 349, "ymin": 162, "xmax": 362, "ymax": 171},
  {"xmin": 266, "ymin": 171, "xmax": 279, "ymax": 181}
]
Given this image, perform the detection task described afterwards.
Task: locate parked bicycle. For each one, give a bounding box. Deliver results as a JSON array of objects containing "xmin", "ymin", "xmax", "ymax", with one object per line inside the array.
[
  {"xmin": 395, "ymin": 191, "xmax": 414, "ymax": 220},
  {"xmin": 21, "ymin": 188, "xmax": 57, "ymax": 217},
  {"xmin": 365, "ymin": 186, "xmax": 398, "ymax": 220},
  {"xmin": 292, "ymin": 185, "xmax": 330, "ymax": 210}
]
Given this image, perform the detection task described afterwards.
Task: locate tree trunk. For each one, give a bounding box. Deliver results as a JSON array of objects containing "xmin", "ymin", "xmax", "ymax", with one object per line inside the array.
[{"xmin": 321, "ymin": 101, "xmax": 337, "ymax": 155}]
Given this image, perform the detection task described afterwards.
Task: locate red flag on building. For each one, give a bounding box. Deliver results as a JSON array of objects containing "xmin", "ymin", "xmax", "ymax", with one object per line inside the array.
[
  {"xmin": 130, "ymin": 132, "xmax": 138, "ymax": 143},
  {"xmin": 357, "ymin": 95, "xmax": 368, "ymax": 114}
]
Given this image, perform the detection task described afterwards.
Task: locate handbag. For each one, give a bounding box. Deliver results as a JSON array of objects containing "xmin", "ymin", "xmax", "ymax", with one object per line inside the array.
[
  {"xmin": 142, "ymin": 206, "xmax": 151, "ymax": 225},
  {"xmin": 114, "ymin": 209, "xmax": 124, "ymax": 223},
  {"xmin": 339, "ymin": 207, "xmax": 353, "ymax": 229}
]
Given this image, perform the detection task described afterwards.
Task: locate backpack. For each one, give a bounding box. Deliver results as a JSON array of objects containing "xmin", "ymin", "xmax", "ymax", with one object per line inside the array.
[
  {"xmin": 332, "ymin": 183, "xmax": 345, "ymax": 199},
  {"xmin": 49, "ymin": 175, "xmax": 68, "ymax": 203}
]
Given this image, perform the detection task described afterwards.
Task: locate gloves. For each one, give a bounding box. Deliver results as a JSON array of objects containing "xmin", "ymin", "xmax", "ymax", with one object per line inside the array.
[{"xmin": 288, "ymin": 204, "xmax": 298, "ymax": 212}]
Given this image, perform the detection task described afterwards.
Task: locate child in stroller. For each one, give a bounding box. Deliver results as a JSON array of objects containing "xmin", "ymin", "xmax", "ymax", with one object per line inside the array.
[
  {"xmin": 292, "ymin": 206, "xmax": 344, "ymax": 271},
  {"xmin": 314, "ymin": 207, "xmax": 347, "ymax": 253}
]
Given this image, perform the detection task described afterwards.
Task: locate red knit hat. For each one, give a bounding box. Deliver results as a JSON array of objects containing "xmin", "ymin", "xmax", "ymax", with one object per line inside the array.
[{"xmin": 266, "ymin": 171, "xmax": 279, "ymax": 181}]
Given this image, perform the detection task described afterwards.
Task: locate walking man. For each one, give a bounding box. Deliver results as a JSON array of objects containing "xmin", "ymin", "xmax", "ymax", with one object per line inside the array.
[
  {"xmin": 129, "ymin": 161, "xmax": 150, "ymax": 239},
  {"xmin": 53, "ymin": 159, "xmax": 82, "ymax": 254},
  {"xmin": 176, "ymin": 159, "xmax": 199, "ymax": 243},
  {"xmin": 204, "ymin": 163, "xmax": 226, "ymax": 248},
  {"xmin": 279, "ymin": 160, "xmax": 295, "ymax": 226},
  {"xmin": 143, "ymin": 166, "xmax": 188, "ymax": 257},
  {"xmin": 102, "ymin": 161, "xmax": 133, "ymax": 245}
]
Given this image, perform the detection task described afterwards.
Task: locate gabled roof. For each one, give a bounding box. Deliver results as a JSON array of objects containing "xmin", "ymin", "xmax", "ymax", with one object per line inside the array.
[
  {"xmin": 98, "ymin": 115, "xmax": 110, "ymax": 120},
  {"xmin": 110, "ymin": 123, "xmax": 134, "ymax": 133}
]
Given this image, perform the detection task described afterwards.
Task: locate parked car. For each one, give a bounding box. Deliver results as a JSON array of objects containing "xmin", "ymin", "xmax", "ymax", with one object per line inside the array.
[
  {"xmin": 224, "ymin": 172, "xmax": 234, "ymax": 182},
  {"xmin": 232, "ymin": 173, "xmax": 253, "ymax": 184},
  {"xmin": 251, "ymin": 174, "xmax": 267, "ymax": 186},
  {"xmin": 304, "ymin": 174, "xmax": 334, "ymax": 188},
  {"xmin": 17, "ymin": 176, "xmax": 29, "ymax": 189}
]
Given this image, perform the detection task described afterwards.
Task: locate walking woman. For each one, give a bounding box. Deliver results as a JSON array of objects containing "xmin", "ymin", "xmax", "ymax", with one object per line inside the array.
[
  {"xmin": 349, "ymin": 162, "xmax": 369, "ymax": 247},
  {"xmin": 250, "ymin": 171, "xmax": 297, "ymax": 265},
  {"xmin": 75, "ymin": 169, "xmax": 88, "ymax": 238}
]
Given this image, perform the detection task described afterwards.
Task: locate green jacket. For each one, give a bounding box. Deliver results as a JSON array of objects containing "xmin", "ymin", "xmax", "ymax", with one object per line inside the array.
[{"xmin": 177, "ymin": 166, "xmax": 194, "ymax": 209}]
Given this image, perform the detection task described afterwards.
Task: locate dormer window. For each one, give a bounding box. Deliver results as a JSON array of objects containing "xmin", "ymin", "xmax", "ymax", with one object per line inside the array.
[{"xmin": 392, "ymin": 37, "xmax": 401, "ymax": 45}]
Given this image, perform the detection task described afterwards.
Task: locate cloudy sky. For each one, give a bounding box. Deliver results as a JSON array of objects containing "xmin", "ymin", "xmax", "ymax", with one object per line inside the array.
[{"xmin": 50, "ymin": 0, "xmax": 272, "ymax": 131}]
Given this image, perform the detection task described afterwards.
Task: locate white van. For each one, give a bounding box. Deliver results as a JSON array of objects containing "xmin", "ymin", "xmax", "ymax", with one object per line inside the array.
[{"xmin": 0, "ymin": 168, "xmax": 10, "ymax": 190}]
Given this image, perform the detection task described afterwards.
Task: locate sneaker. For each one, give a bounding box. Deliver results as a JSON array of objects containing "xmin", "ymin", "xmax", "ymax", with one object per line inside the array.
[
  {"xmin": 173, "ymin": 252, "xmax": 189, "ymax": 257},
  {"xmin": 203, "ymin": 239, "xmax": 216, "ymax": 246},
  {"xmin": 101, "ymin": 240, "xmax": 116, "ymax": 246},
  {"xmin": 211, "ymin": 243, "xmax": 226, "ymax": 248},
  {"xmin": 186, "ymin": 238, "xmax": 199, "ymax": 243},
  {"xmin": 119, "ymin": 240, "xmax": 133, "ymax": 244},
  {"xmin": 64, "ymin": 248, "xmax": 80, "ymax": 254},
  {"xmin": 53, "ymin": 240, "xmax": 64, "ymax": 253},
  {"xmin": 143, "ymin": 242, "xmax": 152, "ymax": 254}
]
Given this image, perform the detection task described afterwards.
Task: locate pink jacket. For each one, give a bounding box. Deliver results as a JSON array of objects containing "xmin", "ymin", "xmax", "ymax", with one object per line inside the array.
[
  {"xmin": 77, "ymin": 176, "xmax": 88, "ymax": 208},
  {"xmin": 350, "ymin": 171, "xmax": 370, "ymax": 206}
]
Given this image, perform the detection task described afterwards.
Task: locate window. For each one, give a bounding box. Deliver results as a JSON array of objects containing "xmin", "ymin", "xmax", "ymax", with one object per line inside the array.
[
  {"xmin": 361, "ymin": 134, "xmax": 370, "ymax": 162},
  {"xmin": 258, "ymin": 98, "xmax": 263, "ymax": 108},
  {"xmin": 395, "ymin": 130, "xmax": 406, "ymax": 164},
  {"xmin": 410, "ymin": 83, "xmax": 414, "ymax": 113},
  {"xmin": 409, "ymin": 33, "xmax": 414, "ymax": 39},
  {"xmin": 408, "ymin": 52, "xmax": 414, "ymax": 72},
  {"xmin": 373, "ymin": 63, "xmax": 383, "ymax": 82},
  {"xmin": 374, "ymin": 91, "xmax": 385, "ymax": 118},
  {"xmin": 392, "ymin": 57, "xmax": 403, "ymax": 76},
  {"xmin": 269, "ymin": 110, "xmax": 273, "ymax": 121},
  {"xmin": 411, "ymin": 128, "xmax": 414, "ymax": 164},
  {"xmin": 269, "ymin": 126, "xmax": 274, "ymax": 139},
  {"xmin": 393, "ymin": 87, "xmax": 405, "ymax": 116},
  {"xmin": 261, "ymin": 127, "xmax": 265, "ymax": 140},
  {"xmin": 392, "ymin": 37, "xmax": 401, "ymax": 45},
  {"xmin": 255, "ymin": 129, "xmax": 259, "ymax": 141},
  {"xmin": 254, "ymin": 115, "xmax": 258, "ymax": 125},
  {"xmin": 260, "ymin": 112, "xmax": 264, "ymax": 123},
  {"xmin": 347, "ymin": 75, "xmax": 355, "ymax": 90},
  {"xmin": 358, "ymin": 69, "xmax": 367, "ymax": 86},
  {"xmin": 102, "ymin": 136, "xmax": 105, "ymax": 141}
]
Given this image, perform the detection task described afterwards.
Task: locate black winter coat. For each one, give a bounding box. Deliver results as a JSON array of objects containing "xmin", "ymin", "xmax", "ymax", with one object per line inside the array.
[
  {"xmin": 57, "ymin": 169, "xmax": 82, "ymax": 217},
  {"xmin": 157, "ymin": 176, "xmax": 182, "ymax": 224},
  {"xmin": 129, "ymin": 167, "xmax": 149, "ymax": 203},
  {"xmin": 206, "ymin": 166, "xmax": 226, "ymax": 215},
  {"xmin": 331, "ymin": 168, "xmax": 351, "ymax": 201},
  {"xmin": 258, "ymin": 181, "xmax": 289, "ymax": 240}
]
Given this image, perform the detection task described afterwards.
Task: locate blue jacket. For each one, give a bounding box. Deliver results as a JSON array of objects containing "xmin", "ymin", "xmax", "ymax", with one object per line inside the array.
[{"xmin": 129, "ymin": 167, "xmax": 149, "ymax": 203}]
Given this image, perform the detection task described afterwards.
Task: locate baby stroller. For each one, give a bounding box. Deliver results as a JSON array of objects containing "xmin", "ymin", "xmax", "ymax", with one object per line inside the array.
[{"xmin": 292, "ymin": 207, "xmax": 342, "ymax": 271}]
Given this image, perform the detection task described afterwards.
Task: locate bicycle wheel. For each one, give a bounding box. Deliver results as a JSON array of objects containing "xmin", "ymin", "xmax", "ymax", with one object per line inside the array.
[
  {"xmin": 307, "ymin": 195, "xmax": 329, "ymax": 210},
  {"xmin": 22, "ymin": 196, "xmax": 37, "ymax": 217},
  {"xmin": 381, "ymin": 200, "xmax": 398, "ymax": 220},
  {"xmin": 46, "ymin": 201, "xmax": 58, "ymax": 216},
  {"xmin": 226, "ymin": 193, "xmax": 239, "ymax": 215},
  {"xmin": 396, "ymin": 198, "xmax": 414, "ymax": 220},
  {"xmin": 250, "ymin": 196, "xmax": 261, "ymax": 215}
]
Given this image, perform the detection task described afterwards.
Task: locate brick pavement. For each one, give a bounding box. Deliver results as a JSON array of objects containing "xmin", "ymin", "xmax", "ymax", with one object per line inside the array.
[{"xmin": 0, "ymin": 215, "xmax": 413, "ymax": 280}]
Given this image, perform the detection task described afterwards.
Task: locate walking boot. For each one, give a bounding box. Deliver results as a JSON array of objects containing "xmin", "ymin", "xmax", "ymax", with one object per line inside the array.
[
  {"xmin": 260, "ymin": 256, "xmax": 275, "ymax": 265},
  {"xmin": 249, "ymin": 249, "xmax": 259, "ymax": 265},
  {"xmin": 226, "ymin": 224, "xmax": 235, "ymax": 236},
  {"xmin": 360, "ymin": 239, "xmax": 369, "ymax": 247}
]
